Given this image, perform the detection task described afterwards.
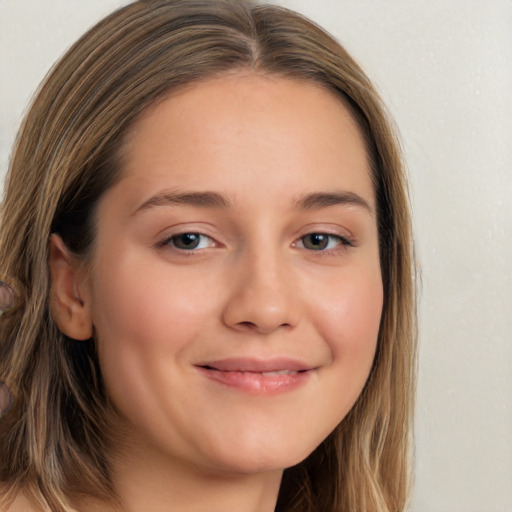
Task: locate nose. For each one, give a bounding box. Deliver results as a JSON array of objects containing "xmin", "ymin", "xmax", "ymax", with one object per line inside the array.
[{"xmin": 222, "ymin": 248, "xmax": 300, "ymax": 335}]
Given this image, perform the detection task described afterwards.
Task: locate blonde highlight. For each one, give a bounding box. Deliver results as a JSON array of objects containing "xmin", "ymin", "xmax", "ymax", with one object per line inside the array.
[{"xmin": 0, "ymin": 1, "xmax": 416, "ymax": 511}]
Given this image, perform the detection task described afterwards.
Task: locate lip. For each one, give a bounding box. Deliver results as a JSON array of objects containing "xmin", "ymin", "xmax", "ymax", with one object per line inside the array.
[{"xmin": 195, "ymin": 357, "xmax": 315, "ymax": 395}]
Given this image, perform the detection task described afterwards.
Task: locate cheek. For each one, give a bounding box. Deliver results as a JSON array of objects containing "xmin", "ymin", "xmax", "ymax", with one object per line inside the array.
[
  {"xmin": 89, "ymin": 258, "xmax": 221, "ymax": 438},
  {"xmin": 313, "ymin": 265, "xmax": 383, "ymax": 369},
  {"xmin": 289, "ymin": 264, "xmax": 383, "ymax": 444},
  {"xmin": 91, "ymin": 256, "xmax": 212, "ymax": 345},
  {"xmin": 89, "ymin": 257, "xmax": 215, "ymax": 395}
]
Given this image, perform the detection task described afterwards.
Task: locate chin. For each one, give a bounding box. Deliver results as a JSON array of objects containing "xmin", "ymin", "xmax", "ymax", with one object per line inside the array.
[{"xmin": 197, "ymin": 432, "xmax": 319, "ymax": 476}]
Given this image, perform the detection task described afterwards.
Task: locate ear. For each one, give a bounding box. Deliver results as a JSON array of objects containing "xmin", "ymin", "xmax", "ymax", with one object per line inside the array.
[{"xmin": 48, "ymin": 234, "xmax": 93, "ymax": 340}]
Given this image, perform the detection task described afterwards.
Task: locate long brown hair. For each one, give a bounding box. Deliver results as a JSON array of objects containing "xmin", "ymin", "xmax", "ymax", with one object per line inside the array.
[{"xmin": 0, "ymin": 1, "xmax": 416, "ymax": 510}]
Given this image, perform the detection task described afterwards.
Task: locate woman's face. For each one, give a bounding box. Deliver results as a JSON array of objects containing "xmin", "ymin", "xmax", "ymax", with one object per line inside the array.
[{"xmin": 84, "ymin": 73, "xmax": 382, "ymax": 474}]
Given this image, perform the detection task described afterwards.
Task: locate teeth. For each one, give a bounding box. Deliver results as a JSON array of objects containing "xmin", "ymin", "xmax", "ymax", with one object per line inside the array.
[{"xmin": 260, "ymin": 370, "xmax": 297, "ymax": 376}]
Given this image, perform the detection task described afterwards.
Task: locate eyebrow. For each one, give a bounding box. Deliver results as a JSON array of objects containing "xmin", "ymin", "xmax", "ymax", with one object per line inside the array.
[
  {"xmin": 133, "ymin": 189, "xmax": 373, "ymax": 215},
  {"xmin": 134, "ymin": 190, "xmax": 234, "ymax": 214},
  {"xmin": 293, "ymin": 191, "xmax": 374, "ymax": 214}
]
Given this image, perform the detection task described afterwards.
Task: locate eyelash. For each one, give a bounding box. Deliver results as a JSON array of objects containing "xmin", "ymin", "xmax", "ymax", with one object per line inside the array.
[
  {"xmin": 293, "ymin": 233, "xmax": 355, "ymax": 253},
  {"xmin": 159, "ymin": 232, "xmax": 216, "ymax": 251},
  {"xmin": 159, "ymin": 231, "xmax": 355, "ymax": 254}
]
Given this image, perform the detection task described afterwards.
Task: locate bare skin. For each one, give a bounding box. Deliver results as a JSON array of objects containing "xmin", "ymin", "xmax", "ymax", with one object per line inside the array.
[{"xmin": 24, "ymin": 72, "xmax": 383, "ymax": 512}]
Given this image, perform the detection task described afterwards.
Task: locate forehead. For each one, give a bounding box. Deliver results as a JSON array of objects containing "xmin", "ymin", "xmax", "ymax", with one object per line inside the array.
[{"xmin": 116, "ymin": 72, "xmax": 374, "ymax": 210}]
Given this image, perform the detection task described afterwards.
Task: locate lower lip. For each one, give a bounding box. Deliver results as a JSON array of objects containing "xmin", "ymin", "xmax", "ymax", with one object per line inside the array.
[{"xmin": 197, "ymin": 367, "xmax": 311, "ymax": 395}]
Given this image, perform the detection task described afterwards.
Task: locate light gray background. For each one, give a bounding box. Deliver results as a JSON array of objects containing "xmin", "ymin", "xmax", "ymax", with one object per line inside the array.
[{"xmin": 1, "ymin": 1, "xmax": 511, "ymax": 511}]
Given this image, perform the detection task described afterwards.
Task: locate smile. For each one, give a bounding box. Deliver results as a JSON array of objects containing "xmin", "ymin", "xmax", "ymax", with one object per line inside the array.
[{"xmin": 196, "ymin": 358, "xmax": 314, "ymax": 395}]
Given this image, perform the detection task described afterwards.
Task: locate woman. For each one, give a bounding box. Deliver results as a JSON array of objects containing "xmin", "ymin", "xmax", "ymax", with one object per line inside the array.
[{"xmin": 0, "ymin": 1, "xmax": 416, "ymax": 511}]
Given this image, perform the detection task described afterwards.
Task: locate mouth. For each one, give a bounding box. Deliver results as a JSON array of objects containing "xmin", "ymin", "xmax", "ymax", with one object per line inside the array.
[{"xmin": 195, "ymin": 358, "xmax": 314, "ymax": 394}]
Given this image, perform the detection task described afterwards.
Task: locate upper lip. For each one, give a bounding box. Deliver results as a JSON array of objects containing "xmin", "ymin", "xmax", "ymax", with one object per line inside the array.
[{"xmin": 196, "ymin": 357, "xmax": 315, "ymax": 373}]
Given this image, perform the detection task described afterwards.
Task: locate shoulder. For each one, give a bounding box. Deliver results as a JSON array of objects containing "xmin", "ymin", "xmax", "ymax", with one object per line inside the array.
[{"xmin": 0, "ymin": 485, "xmax": 40, "ymax": 512}]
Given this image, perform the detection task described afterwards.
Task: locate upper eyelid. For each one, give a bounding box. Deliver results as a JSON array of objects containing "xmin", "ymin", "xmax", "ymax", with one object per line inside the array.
[
  {"xmin": 295, "ymin": 226, "xmax": 356, "ymax": 244},
  {"xmin": 156, "ymin": 226, "xmax": 357, "ymax": 248},
  {"xmin": 157, "ymin": 225, "xmax": 218, "ymax": 241},
  {"xmin": 172, "ymin": 231, "xmax": 213, "ymax": 240},
  {"xmin": 158, "ymin": 232, "xmax": 218, "ymax": 251},
  {"xmin": 295, "ymin": 233, "xmax": 354, "ymax": 249}
]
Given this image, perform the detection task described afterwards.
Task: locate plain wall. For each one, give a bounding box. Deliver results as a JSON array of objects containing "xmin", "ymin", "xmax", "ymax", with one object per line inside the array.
[{"xmin": 1, "ymin": 1, "xmax": 511, "ymax": 511}]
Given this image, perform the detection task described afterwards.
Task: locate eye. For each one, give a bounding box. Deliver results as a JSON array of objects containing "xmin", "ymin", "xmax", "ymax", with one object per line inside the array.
[
  {"xmin": 163, "ymin": 233, "xmax": 215, "ymax": 250},
  {"xmin": 297, "ymin": 233, "xmax": 350, "ymax": 251}
]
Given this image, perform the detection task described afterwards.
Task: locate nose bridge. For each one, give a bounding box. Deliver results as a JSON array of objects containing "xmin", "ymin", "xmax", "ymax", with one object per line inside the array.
[{"xmin": 222, "ymin": 237, "xmax": 299, "ymax": 334}]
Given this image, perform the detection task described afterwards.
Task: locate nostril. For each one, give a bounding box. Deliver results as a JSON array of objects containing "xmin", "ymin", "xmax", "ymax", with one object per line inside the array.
[
  {"xmin": 237, "ymin": 321, "xmax": 257, "ymax": 330},
  {"xmin": 234, "ymin": 320, "xmax": 292, "ymax": 333},
  {"xmin": 236, "ymin": 321, "xmax": 258, "ymax": 331}
]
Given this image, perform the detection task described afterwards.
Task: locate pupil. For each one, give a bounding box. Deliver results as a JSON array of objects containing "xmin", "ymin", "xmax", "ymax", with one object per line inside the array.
[
  {"xmin": 175, "ymin": 233, "xmax": 200, "ymax": 249},
  {"xmin": 305, "ymin": 233, "xmax": 328, "ymax": 250}
]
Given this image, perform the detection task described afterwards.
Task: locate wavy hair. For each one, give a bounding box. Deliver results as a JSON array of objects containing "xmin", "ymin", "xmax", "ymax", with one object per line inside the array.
[{"xmin": 0, "ymin": 1, "xmax": 416, "ymax": 510}]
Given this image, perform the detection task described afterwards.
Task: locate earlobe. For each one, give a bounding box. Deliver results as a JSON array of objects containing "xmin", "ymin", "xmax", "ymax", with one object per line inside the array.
[{"xmin": 48, "ymin": 234, "xmax": 93, "ymax": 341}]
